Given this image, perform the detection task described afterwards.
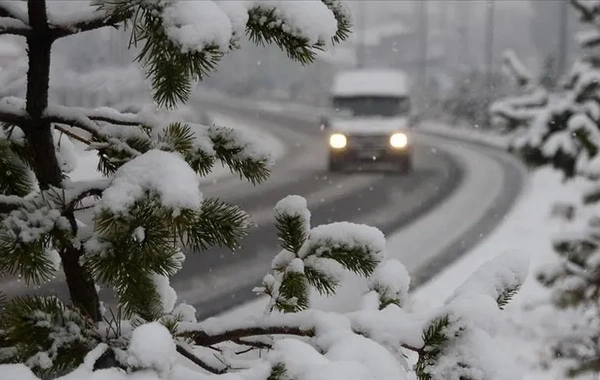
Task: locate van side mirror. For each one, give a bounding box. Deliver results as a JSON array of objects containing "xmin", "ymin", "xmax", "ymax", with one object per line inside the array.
[{"xmin": 320, "ymin": 116, "xmax": 330, "ymax": 130}]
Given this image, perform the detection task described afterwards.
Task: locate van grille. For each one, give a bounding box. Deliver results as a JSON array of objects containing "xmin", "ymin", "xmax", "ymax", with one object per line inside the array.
[{"xmin": 348, "ymin": 135, "xmax": 388, "ymax": 149}]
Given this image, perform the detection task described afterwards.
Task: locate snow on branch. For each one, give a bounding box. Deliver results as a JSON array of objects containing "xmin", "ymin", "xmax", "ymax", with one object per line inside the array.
[
  {"xmin": 0, "ymin": 17, "xmax": 31, "ymax": 37},
  {"xmin": 0, "ymin": 97, "xmax": 29, "ymax": 126},
  {"xmin": 0, "ymin": 1, "xmax": 29, "ymax": 25},
  {"xmin": 0, "ymin": 194, "xmax": 26, "ymax": 214},
  {"xmin": 447, "ymin": 251, "xmax": 530, "ymax": 309},
  {"xmin": 502, "ymin": 49, "xmax": 532, "ymax": 88},
  {"xmin": 577, "ymin": 28, "xmax": 600, "ymax": 48},
  {"xmin": 48, "ymin": 7, "xmax": 133, "ymax": 40},
  {"xmin": 43, "ymin": 103, "xmax": 144, "ymax": 157},
  {"xmin": 0, "ymin": 97, "xmax": 274, "ymax": 184},
  {"xmin": 571, "ymin": 0, "xmax": 600, "ymax": 23},
  {"xmin": 178, "ymin": 308, "xmax": 424, "ymax": 353}
]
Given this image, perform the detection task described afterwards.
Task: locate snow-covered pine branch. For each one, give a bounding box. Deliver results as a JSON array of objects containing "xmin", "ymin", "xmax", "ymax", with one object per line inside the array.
[
  {"xmin": 502, "ymin": 49, "xmax": 533, "ymax": 88},
  {"xmin": 0, "ymin": 16, "xmax": 31, "ymax": 37},
  {"xmin": 0, "ymin": 2, "xmax": 26, "ymax": 20},
  {"xmin": 2, "ymin": 195, "xmax": 529, "ymax": 380},
  {"xmin": 490, "ymin": 56, "xmax": 600, "ymax": 179},
  {"xmin": 491, "ymin": 0, "xmax": 600, "ymax": 376},
  {"xmin": 576, "ymin": 28, "xmax": 600, "ymax": 48},
  {"xmin": 571, "ymin": 0, "xmax": 600, "ymax": 23}
]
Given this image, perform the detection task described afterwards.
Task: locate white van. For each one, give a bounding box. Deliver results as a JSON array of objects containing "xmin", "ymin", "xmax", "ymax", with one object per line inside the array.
[{"xmin": 322, "ymin": 69, "xmax": 414, "ymax": 173}]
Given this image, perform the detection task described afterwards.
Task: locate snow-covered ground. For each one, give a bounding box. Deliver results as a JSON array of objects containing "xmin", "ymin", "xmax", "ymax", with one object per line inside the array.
[{"xmin": 410, "ymin": 167, "xmax": 576, "ymax": 379}]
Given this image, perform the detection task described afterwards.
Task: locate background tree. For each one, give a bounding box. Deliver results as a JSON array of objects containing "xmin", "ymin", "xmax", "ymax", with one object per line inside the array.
[
  {"xmin": 491, "ymin": 0, "xmax": 600, "ymax": 376},
  {"xmin": 441, "ymin": 69, "xmax": 513, "ymax": 129},
  {"xmin": 540, "ymin": 54, "xmax": 559, "ymax": 91},
  {"xmin": 0, "ymin": 1, "xmax": 527, "ymax": 379}
]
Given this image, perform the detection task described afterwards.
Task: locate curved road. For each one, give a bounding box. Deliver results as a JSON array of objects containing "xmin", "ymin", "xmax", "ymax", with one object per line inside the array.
[{"xmin": 1, "ymin": 99, "xmax": 526, "ymax": 321}]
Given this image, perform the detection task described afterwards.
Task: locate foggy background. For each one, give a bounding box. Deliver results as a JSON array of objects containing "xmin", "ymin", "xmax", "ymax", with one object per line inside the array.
[{"xmin": 0, "ymin": 1, "xmax": 579, "ymax": 120}]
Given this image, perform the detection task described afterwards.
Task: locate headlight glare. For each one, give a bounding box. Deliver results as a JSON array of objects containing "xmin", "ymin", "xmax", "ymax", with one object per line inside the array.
[
  {"xmin": 329, "ymin": 133, "xmax": 347, "ymax": 149},
  {"xmin": 390, "ymin": 133, "xmax": 408, "ymax": 148}
]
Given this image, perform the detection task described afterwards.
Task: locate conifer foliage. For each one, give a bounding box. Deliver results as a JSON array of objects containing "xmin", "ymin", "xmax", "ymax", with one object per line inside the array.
[
  {"xmin": 491, "ymin": 1, "xmax": 600, "ymax": 376},
  {"xmin": 0, "ymin": 1, "xmax": 525, "ymax": 379}
]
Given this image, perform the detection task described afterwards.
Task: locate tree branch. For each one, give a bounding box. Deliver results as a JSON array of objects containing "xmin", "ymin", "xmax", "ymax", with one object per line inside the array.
[
  {"xmin": 43, "ymin": 105, "xmax": 142, "ymax": 157},
  {"xmin": 184, "ymin": 323, "xmax": 423, "ymax": 354},
  {"xmin": 50, "ymin": 12, "xmax": 133, "ymax": 40},
  {"xmin": 188, "ymin": 326, "xmax": 313, "ymax": 347},
  {"xmin": 86, "ymin": 109, "xmax": 141, "ymax": 126},
  {"xmin": 232, "ymin": 338, "xmax": 273, "ymax": 350},
  {"xmin": 64, "ymin": 186, "xmax": 105, "ymax": 215},
  {"xmin": 571, "ymin": 0, "xmax": 598, "ymax": 22},
  {"xmin": 0, "ymin": 104, "xmax": 29, "ymax": 127},
  {"xmin": 0, "ymin": 17, "xmax": 31, "ymax": 37},
  {"xmin": 176, "ymin": 344, "xmax": 227, "ymax": 375},
  {"xmin": 53, "ymin": 124, "xmax": 91, "ymax": 145},
  {"xmin": 0, "ymin": 194, "xmax": 24, "ymax": 214}
]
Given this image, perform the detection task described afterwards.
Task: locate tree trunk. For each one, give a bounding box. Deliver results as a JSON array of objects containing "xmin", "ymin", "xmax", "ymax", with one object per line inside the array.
[{"xmin": 25, "ymin": 0, "xmax": 101, "ymax": 321}]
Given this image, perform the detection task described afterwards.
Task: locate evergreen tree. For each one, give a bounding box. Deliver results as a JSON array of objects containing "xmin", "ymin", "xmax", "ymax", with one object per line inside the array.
[
  {"xmin": 540, "ymin": 54, "xmax": 558, "ymax": 91},
  {"xmin": 491, "ymin": 1, "xmax": 600, "ymax": 376},
  {"xmin": 0, "ymin": 1, "xmax": 526, "ymax": 379}
]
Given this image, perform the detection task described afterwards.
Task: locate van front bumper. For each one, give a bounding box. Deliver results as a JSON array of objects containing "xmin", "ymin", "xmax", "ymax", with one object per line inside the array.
[{"xmin": 328, "ymin": 146, "xmax": 411, "ymax": 162}]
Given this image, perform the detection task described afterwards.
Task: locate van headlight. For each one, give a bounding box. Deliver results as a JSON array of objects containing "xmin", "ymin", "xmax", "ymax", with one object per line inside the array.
[
  {"xmin": 390, "ymin": 133, "xmax": 408, "ymax": 148},
  {"xmin": 329, "ymin": 133, "xmax": 347, "ymax": 149}
]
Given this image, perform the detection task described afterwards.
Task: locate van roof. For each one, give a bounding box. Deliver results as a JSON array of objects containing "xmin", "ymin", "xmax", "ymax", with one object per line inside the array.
[{"xmin": 331, "ymin": 69, "xmax": 409, "ymax": 97}]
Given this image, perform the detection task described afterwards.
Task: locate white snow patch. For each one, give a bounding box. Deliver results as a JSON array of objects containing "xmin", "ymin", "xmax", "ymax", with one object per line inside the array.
[
  {"xmin": 162, "ymin": 1, "xmax": 233, "ymax": 53},
  {"xmin": 172, "ymin": 303, "xmax": 198, "ymax": 323},
  {"xmin": 132, "ymin": 226, "xmax": 145, "ymax": 243},
  {"xmin": 98, "ymin": 150, "xmax": 203, "ymax": 214},
  {"xmin": 127, "ymin": 322, "xmax": 177, "ymax": 375},
  {"xmin": 275, "ymin": 195, "xmax": 311, "ymax": 234},
  {"xmin": 368, "ymin": 259, "xmax": 410, "ymax": 307},
  {"xmin": 0, "ymin": 364, "xmax": 39, "ymax": 380},
  {"xmin": 301, "ymin": 222, "xmax": 386, "ymax": 262},
  {"xmin": 448, "ymin": 251, "xmax": 530, "ymax": 306},
  {"xmin": 44, "ymin": 248, "xmax": 62, "ymax": 272},
  {"xmin": 53, "ymin": 128, "xmax": 78, "ymax": 174},
  {"xmin": 151, "ymin": 273, "xmax": 177, "ymax": 314}
]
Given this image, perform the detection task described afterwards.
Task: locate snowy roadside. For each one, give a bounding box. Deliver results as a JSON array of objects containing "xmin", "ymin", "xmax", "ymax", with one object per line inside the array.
[
  {"xmin": 409, "ymin": 168, "xmax": 583, "ymax": 379},
  {"xmin": 417, "ymin": 121, "xmax": 513, "ymax": 149}
]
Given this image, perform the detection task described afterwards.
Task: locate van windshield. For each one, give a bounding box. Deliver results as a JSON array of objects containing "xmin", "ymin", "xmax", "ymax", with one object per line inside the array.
[{"xmin": 332, "ymin": 96, "xmax": 410, "ymax": 118}]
